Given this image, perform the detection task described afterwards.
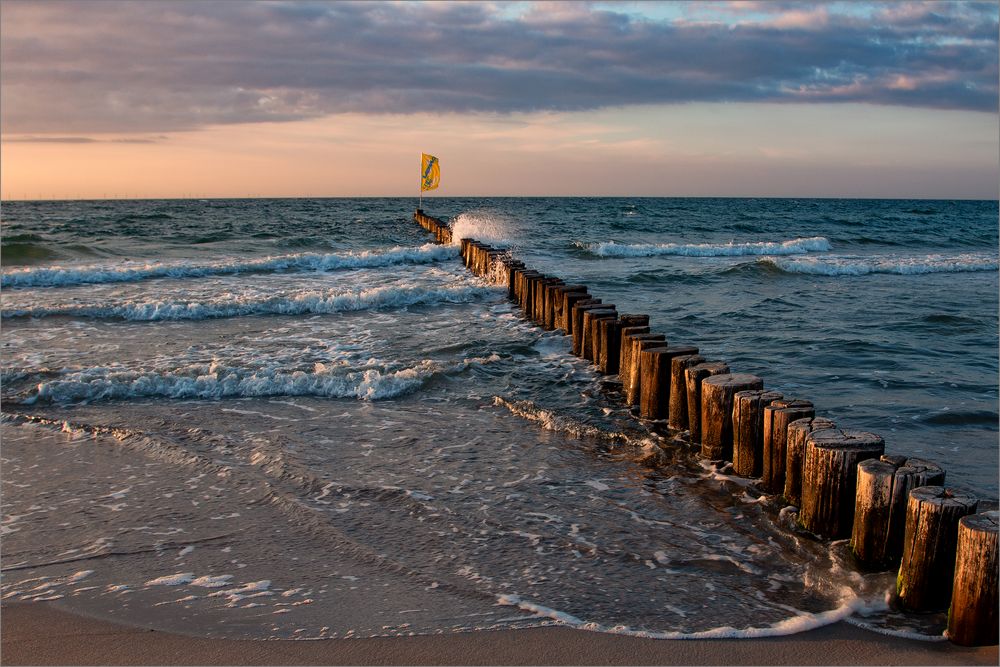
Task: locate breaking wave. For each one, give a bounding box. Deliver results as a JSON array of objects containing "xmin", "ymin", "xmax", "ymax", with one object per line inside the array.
[
  {"xmin": 760, "ymin": 252, "xmax": 998, "ymax": 276},
  {"xmin": 15, "ymin": 355, "xmax": 502, "ymax": 405},
  {"xmin": 492, "ymin": 396, "xmax": 632, "ymax": 443},
  {"xmin": 581, "ymin": 237, "xmax": 831, "ymax": 258},
  {"xmin": 1, "ymin": 244, "xmax": 458, "ymax": 289},
  {"xmin": 2, "ymin": 283, "xmax": 495, "ymax": 321}
]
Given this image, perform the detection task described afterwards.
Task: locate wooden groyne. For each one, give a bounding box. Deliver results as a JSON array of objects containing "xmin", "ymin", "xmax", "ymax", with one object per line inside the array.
[{"xmin": 412, "ymin": 209, "xmax": 997, "ymax": 646}]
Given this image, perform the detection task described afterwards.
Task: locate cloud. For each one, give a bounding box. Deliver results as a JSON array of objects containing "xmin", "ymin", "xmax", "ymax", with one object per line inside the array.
[
  {"xmin": 4, "ymin": 136, "xmax": 166, "ymax": 144},
  {"xmin": 1, "ymin": 0, "xmax": 996, "ymax": 134}
]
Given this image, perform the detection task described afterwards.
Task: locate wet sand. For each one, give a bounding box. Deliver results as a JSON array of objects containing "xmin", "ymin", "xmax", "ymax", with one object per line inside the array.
[{"xmin": 3, "ymin": 602, "xmax": 996, "ymax": 666}]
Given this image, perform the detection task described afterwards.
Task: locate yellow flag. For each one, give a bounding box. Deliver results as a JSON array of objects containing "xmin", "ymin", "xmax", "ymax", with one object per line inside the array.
[{"xmin": 420, "ymin": 153, "xmax": 440, "ymax": 191}]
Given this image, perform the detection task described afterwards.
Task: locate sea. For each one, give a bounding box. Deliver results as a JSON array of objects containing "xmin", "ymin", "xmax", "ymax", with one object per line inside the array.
[{"xmin": 1, "ymin": 197, "xmax": 997, "ymax": 641}]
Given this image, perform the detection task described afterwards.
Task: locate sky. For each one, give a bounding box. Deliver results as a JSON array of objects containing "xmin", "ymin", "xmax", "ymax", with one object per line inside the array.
[{"xmin": 1, "ymin": 0, "xmax": 997, "ymax": 200}]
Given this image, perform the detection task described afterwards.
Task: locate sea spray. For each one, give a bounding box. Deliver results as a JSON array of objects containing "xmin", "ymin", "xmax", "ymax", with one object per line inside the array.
[{"xmin": 449, "ymin": 211, "xmax": 517, "ymax": 247}]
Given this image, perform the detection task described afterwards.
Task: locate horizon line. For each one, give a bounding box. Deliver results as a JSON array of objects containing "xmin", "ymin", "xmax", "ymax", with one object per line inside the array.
[{"xmin": 3, "ymin": 194, "xmax": 998, "ymax": 203}]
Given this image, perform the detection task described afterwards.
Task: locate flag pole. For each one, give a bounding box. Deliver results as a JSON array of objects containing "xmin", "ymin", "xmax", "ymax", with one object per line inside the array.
[{"xmin": 418, "ymin": 153, "xmax": 423, "ymax": 211}]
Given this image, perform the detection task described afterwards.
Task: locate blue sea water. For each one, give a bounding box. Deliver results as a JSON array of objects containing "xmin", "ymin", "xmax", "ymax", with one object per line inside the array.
[{"xmin": 1, "ymin": 197, "xmax": 997, "ymax": 640}]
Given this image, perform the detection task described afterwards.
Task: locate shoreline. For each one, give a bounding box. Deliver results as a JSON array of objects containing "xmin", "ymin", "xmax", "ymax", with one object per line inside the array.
[{"xmin": 3, "ymin": 602, "xmax": 997, "ymax": 666}]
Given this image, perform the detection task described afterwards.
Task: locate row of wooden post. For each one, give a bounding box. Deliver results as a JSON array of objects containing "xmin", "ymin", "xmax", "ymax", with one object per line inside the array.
[{"xmin": 414, "ymin": 210, "xmax": 997, "ymax": 646}]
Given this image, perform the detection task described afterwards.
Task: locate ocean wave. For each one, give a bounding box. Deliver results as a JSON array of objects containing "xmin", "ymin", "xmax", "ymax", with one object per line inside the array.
[
  {"xmin": 14, "ymin": 355, "xmax": 502, "ymax": 405},
  {"xmin": 1, "ymin": 283, "xmax": 495, "ymax": 321},
  {"xmin": 1, "ymin": 244, "xmax": 458, "ymax": 289},
  {"xmin": 760, "ymin": 252, "xmax": 998, "ymax": 276},
  {"xmin": 492, "ymin": 396, "xmax": 631, "ymax": 442},
  {"xmin": 580, "ymin": 237, "xmax": 831, "ymax": 258}
]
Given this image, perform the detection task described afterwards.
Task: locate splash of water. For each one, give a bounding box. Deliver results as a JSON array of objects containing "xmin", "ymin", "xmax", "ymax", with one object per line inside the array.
[{"xmin": 449, "ymin": 211, "xmax": 516, "ymax": 247}]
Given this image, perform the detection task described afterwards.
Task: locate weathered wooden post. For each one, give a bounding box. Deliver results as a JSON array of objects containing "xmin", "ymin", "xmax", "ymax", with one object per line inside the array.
[
  {"xmin": 582, "ymin": 309, "xmax": 616, "ymax": 362},
  {"xmin": 731, "ymin": 390, "xmax": 785, "ymax": 477},
  {"xmin": 618, "ymin": 326, "xmax": 651, "ymax": 389},
  {"xmin": 562, "ymin": 292, "xmax": 593, "ymax": 334},
  {"xmin": 551, "ymin": 285, "xmax": 586, "ymax": 332},
  {"xmin": 506, "ymin": 261, "xmax": 525, "ymax": 300},
  {"xmin": 667, "ymin": 355, "xmax": 705, "ymax": 432},
  {"xmin": 599, "ymin": 315, "xmax": 646, "ymax": 375},
  {"xmin": 685, "ymin": 361, "xmax": 729, "ymax": 444},
  {"xmin": 852, "ymin": 458, "xmax": 901, "ymax": 568},
  {"xmin": 625, "ymin": 335, "xmax": 666, "ymax": 405},
  {"xmin": 948, "ymin": 511, "xmax": 998, "ymax": 646},
  {"xmin": 762, "ymin": 399, "xmax": 815, "ymax": 494},
  {"xmin": 783, "ymin": 416, "xmax": 835, "ymax": 506},
  {"xmin": 897, "ymin": 486, "xmax": 978, "ymax": 611},
  {"xmin": 570, "ymin": 301, "xmax": 606, "ymax": 356},
  {"xmin": 700, "ymin": 374, "xmax": 763, "ymax": 460},
  {"xmin": 588, "ymin": 311, "xmax": 618, "ymax": 364},
  {"xmin": 885, "ymin": 458, "xmax": 946, "ymax": 562},
  {"xmin": 851, "ymin": 456, "xmax": 945, "ymax": 569},
  {"xmin": 540, "ymin": 279, "xmax": 565, "ymax": 328},
  {"xmin": 640, "ymin": 346, "xmax": 700, "ymax": 421},
  {"xmin": 596, "ymin": 318, "xmax": 620, "ymax": 374},
  {"xmin": 535, "ymin": 278, "xmax": 561, "ymax": 324},
  {"xmin": 524, "ymin": 273, "xmax": 545, "ymax": 317},
  {"xmin": 800, "ymin": 429, "xmax": 884, "ymax": 538}
]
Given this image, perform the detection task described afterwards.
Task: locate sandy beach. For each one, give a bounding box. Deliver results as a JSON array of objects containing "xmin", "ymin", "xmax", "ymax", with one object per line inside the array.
[{"xmin": 3, "ymin": 601, "xmax": 997, "ymax": 666}]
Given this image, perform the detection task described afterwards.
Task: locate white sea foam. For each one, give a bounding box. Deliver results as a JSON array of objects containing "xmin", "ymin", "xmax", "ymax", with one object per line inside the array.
[
  {"xmin": 1, "ymin": 244, "xmax": 458, "ymax": 288},
  {"xmin": 145, "ymin": 573, "xmax": 195, "ymax": 586},
  {"xmin": 22, "ymin": 355, "xmax": 501, "ymax": 405},
  {"xmin": 449, "ymin": 211, "xmax": 515, "ymax": 247},
  {"xmin": 763, "ymin": 252, "xmax": 998, "ymax": 276},
  {"xmin": 492, "ymin": 396, "xmax": 630, "ymax": 442},
  {"xmin": 583, "ymin": 236, "xmax": 831, "ymax": 258},
  {"xmin": 2, "ymin": 283, "xmax": 495, "ymax": 321},
  {"xmin": 498, "ymin": 587, "xmax": 890, "ymax": 639}
]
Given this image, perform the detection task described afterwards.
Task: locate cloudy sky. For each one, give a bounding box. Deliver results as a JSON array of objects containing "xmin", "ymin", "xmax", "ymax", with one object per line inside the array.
[{"xmin": 2, "ymin": 1, "xmax": 997, "ymax": 199}]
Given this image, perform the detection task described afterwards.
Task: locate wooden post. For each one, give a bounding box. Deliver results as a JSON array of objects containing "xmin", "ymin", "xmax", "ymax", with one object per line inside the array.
[
  {"xmin": 506, "ymin": 261, "xmax": 525, "ymax": 300},
  {"xmin": 625, "ymin": 335, "xmax": 666, "ymax": 405},
  {"xmin": 618, "ymin": 326, "xmax": 651, "ymax": 389},
  {"xmin": 640, "ymin": 346, "xmax": 700, "ymax": 420},
  {"xmin": 897, "ymin": 486, "xmax": 978, "ymax": 611},
  {"xmin": 588, "ymin": 311, "xmax": 618, "ymax": 364},
  {"xmin": 731, "ymin": 390, "xmax": 785, "ymax": 477},
  {"xmin": 685, "ymin": 361, "xmax": 729, "ymax": 444},
  {"xmin": 570, "ymin": 301, "xmax": 605, "ymax": 355},
  {"xmin": 852, "ymin": 458, "xmax": 901, "ymax": 569},
  {"xmin": 596, "ymin": 318, "xmax": 621, "ymax": 374},
  {"xmin": 784, "ymin": 416, "xmax": 835, "ymax": 506},
  {"xmin": 800, "ymin": 429, "xmax": 884, "ymax": 538},
  {"xmin": 850, "ymin": 455, "xmax": 946, "ymax": 569},
  {"xmin": 700, "ymin": 373, "xmax": 763, "ymax": 460},
  {"xmin": 948, "ymin": 511, "xmax": 998, "ymax": 646},
  {"xmin": 562, "ymin": 292, "xmax": 592, "ymax": 334},
  {"xmin": 541, "ymin": 280, "xmax": 565, "ymax": 329},
  {"xmin": 582, "ymin": 309, "xmax": 616, "ymax": 362},
  {"xmin": 551, "ymin": 285, "xmax": 586, "ymax": 332},
  {"xmin": 667, "ymin": 354, "xmax": 705, "ymax": 432},
  {"xmin": 532, "ymin": 277, "xmax": 550, "ymax": 323},
  {"xmin": 886, "ymin": 458, "xmax": 946, "ymax": 565},
  {"xmin": 762, "ymin": 399, "xmax": 815, "ymax": 494},
  {"xmin": 523, "ymin": 273, "xmax": 544, "ymax": 317}
]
